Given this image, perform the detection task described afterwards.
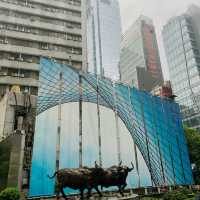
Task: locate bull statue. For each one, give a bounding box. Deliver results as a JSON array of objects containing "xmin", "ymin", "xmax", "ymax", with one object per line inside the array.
[
  {"xmin": 97, "ymin": 161, "xmax": 135, "ymax": 196},
  {"xmin": 48, "ymin": 161, "xmax": 134, "ymax": 199},
  {"xmin": 48, "ymin": 165, "xmax": 104, "ymax": 200}
]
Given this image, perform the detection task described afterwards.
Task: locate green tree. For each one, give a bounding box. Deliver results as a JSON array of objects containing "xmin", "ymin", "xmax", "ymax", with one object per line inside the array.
[
  {"xmin": 184, "ymin": 127, "xmax": 200, "ymax": 184},
  {"xmin": 0, "ymin": 188, "xmax": 20, "ymax": 200},
  {"xmin": 163, "ymin": 188, "xmax": 192, "ymax": 200}
]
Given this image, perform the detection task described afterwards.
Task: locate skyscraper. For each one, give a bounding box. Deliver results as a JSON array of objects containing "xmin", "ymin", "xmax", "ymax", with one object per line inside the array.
[
  {"xmin": 120, "ymin": 16, "xmax": 164, "ymax": 91},
  {"xmin": 0, "ymin": 0, "xmax": 82, "ymax": 96},
  {"xmin": 86, "ymin": 0, "xmax": 121, "ymax": 80},
  {"xmin": 162, "ymin": 5, "xmax": 200, "ymax": 132}
]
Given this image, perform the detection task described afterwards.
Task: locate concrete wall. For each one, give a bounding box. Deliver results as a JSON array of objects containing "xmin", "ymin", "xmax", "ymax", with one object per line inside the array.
[
  {"xmin": 0, "ymin": 95, "xmax": 8, "ymax": 140},
  {"xmin": 0, "ymin": 134, "xmax": 25, "ymax": 191},
  {"xmin": 0, "ymin": 137, "xmax": 11, "ymax": 191},
  {"xmin": 7, "ymin": 134, "xmax": 25, "ymax": 190}
]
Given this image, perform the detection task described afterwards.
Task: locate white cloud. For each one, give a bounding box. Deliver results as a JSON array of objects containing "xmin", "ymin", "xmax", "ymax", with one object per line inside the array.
[{"xmin": 119, "ymin": 0, "xmax": 200, "ymax": 80}]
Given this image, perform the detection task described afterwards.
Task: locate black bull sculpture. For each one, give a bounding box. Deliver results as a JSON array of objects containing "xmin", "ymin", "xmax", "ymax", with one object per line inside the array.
[{"xmin": 48, "ymin": 162, "xmax": 134, "ymax": 200}]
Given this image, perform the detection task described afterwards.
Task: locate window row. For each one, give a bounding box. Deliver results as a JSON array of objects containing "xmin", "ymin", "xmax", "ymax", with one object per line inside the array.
[
  {"xmin": 0, "ymin": 23, "xmax": 82, "ymax": 41},
  {"xmin": 0, "ymin": 52, "xmax": 82, "ymax": 69},
  {"xmin": 0, "ymin": 52, "xmax": 39, "ymax": 63},
  {"xmin": 0, "ymin": 8, "xmax": 81, "ymax": 29},
  {"xmin": 0, "ymin": 84, "xmax": 38, "ymax": 96},
  {"xmin": 184, "ymin": 115, "xmax": 200, "ymax": 128},
  {"xmin": 0, "ymin": 36, "xmax": 82, "ymax": 55},
  {"xmin": 0, "ymin": 0, "xmax": 81, "ymax": 15},
  {"xmin": 0, "ymin": 66, "xmax": 39, "ymax": 79}
]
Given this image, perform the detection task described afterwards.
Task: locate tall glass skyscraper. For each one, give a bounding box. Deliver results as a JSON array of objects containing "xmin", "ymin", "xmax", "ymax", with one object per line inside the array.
[
  {"xmin": 162, "ymin": 5, "xmax": 200, "ymax": 132},
  {"xmin": 86, "ymin": 0, "xmax": 121, "ymax": 80},
  {"xmin": 120, "ymin": 16, "xmax": 164, "ymax": 91}
]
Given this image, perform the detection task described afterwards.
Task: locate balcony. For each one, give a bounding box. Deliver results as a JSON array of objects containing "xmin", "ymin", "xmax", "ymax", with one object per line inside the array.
[
  {"xmin": 0, "ymin": 76, "xmax": 38, "ymax": 87},
  {"xmin": 28, "ymin": 0, "xmax": 81, "ymax": 12},
  {"xmin": 0, "ymin": 44, "xmax": 82, "ymax": 62},
  {"xmin": 0, "ymin": 15, "xmax": 81, "ymax": 35},
  {"xmin": 0, "ymin": 2, "xmax": 81, "ymax": 23},
  {"xmin": 0, "ymin": 59, "xmax": 39, "ymax": 71},
  {"xmin": 0, "ymin": 30, "xmax": 82, "ymax": 48}
]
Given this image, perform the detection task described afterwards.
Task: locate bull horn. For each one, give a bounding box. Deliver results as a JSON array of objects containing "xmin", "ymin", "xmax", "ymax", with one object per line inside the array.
[
  {"xmin": 131, "ymin": 162, "xmax": 134, "ymax": 169},
  {"xmin": 95, "ymin": 161, "xmax": 99, "ymax": 168}
]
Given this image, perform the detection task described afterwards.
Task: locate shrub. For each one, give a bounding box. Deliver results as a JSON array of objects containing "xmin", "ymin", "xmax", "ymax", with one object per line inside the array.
[
  {"xmin": 163, "ymin": 188, "xmax": 192, "ymax": 200},
  {"xmin": 0, "ymin": 188, "xmax": 20, "ymax": 200}
]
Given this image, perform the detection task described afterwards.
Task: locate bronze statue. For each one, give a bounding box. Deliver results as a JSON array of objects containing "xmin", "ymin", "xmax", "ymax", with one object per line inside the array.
[
  {"xmin": 48, "ymin": 162, "xmax": 134, "ymax": 200},
  {"xmin": 95, "ymin": 162, "xmax": 134, "ymax": 196}
]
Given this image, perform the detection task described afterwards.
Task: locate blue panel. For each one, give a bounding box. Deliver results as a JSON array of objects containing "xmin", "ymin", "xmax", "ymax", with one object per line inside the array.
[
  {"xmin": 29, "ymin": 108, "xmax": 57, "ymax": 196},
  {"xmin": 29, "ymin": 58, "xmax": 193, "ymax": 197}
]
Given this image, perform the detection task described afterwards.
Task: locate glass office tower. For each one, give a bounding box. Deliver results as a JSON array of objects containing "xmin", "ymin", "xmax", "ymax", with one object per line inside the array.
[
  {"xmin": 162, "ymin": 5, "xmax": 200, "ymax": 132},
  {"xmin": 120, "ymin": 16, "xmax": 164, "ymax": 91},
  {"xmin": 86, "ymin": 0, "xmax": 121, "ymax": 80}
]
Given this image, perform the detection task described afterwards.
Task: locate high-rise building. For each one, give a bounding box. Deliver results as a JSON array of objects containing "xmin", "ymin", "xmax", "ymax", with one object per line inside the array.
[
  {"xmin": 0, "ymin": 0, "xmax": 83, "ymax": 96},
  {"xmin": 120, "ymin": 16, "xmax": 164, "ymax": 91},
  {"xmin": 162, "ymin": 5, "xmax": 200, "ymax": 132},
  {"xmin": 86, "ymin": 0, "xmax": 121, "ymax": 81}
]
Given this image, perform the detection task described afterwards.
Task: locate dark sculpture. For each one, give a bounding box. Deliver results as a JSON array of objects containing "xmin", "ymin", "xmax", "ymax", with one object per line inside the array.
[
  {"xmin": 48, "ymin": 162, "xmax": 134, "ymax": 200},
  {"xmin": 99, "ymin": 162, "xmax": 134, "ymax": 196}
]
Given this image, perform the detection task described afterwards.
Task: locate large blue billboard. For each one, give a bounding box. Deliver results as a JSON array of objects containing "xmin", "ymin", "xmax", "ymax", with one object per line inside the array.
[{"xmin": 29, "ymin": 58, "xmax": 193, "ymax": 197}]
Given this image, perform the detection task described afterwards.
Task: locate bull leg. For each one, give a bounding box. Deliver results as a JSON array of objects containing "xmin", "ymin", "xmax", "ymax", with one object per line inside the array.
[
  {"xmin": 118, "ymin": 185, "xmax": 124, "ymax": 197},
  {"xmin": 56, "ymin": 194, "xmax": 60, "ymax": 200},
  {"xmin": 95, "ymin": 186, "xmax": 103, "ymax": 197},
  {"xmin": 122, "ymin": 182, "xmax": 127, "ymax": 191},
  {"xmin": 87, "ymin": 187, "xmax": 92, "ymax": 198},
  {"xmin": 80, "ymin": 189, "xmax": 84, "ymax": 200},
  {"xmin": 55, "ymin": 183, "xmax": 60, "ymax": 200},
  {"xmin": 60, "ymin": 187, "xmax": 68, "ymax": 200},
  {"xmin": 119, "ymin": 183, "xmax": 127, "ymax": 197}
]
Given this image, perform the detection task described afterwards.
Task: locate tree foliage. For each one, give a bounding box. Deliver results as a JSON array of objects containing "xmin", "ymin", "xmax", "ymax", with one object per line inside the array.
[
  {"xmin": 163, "ymin": 188, "xmax": 192, "ymax": 200},
  {"xmin": 184, "ymin": 127, "xmax": 200, "ymax": 184},
  {"xmin": 0, "ymin": 188, "xmax": 20, "ymax": 200}
]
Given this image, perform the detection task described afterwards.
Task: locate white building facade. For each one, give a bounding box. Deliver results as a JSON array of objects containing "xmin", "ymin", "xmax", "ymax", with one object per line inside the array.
[{"xmin": 0, "ymin": 0, "xmax": 83, "ymax": 96}]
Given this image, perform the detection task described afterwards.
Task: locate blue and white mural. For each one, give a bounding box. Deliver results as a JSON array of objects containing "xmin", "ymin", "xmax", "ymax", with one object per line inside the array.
[{"xmin": 29, "ymin": 58, "xmax": 193, "ymax": 197}]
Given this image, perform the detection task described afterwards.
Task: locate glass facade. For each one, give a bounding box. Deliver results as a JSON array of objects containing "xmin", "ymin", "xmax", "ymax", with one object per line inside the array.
[
  {"xmin": 163, "ymin": 7, "xmax": 200, "ymax": 132},
  {"xmin": 120, "ymin": 16, "xmax": 164, "ymax": 91},
  {"xmin": 29, "ymin": 58, "xmax": 193, "ymax": 197},
  {"xmin": 86, "ymin": 0, "xmax": 121, "ymax": 80}
]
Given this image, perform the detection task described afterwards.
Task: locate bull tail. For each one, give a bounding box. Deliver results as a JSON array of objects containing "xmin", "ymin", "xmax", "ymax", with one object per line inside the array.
[{"xmin": 48, "ymin": 171, "xmax": 58, "ymax": 179}]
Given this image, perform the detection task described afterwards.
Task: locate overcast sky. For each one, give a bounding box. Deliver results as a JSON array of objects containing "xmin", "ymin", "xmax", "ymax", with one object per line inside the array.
[{"xmin": 119, "ymin": 0, "xmax": 200, "ymax": 80}]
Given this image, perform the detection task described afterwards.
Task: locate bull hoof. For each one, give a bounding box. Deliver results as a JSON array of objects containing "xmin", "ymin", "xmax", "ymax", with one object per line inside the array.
[{"xmin": 87, "ymin": 194, "xmax": 92, "ymax": 198}]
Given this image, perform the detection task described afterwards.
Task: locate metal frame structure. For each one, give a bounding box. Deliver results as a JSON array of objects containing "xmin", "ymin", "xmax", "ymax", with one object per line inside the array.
[{"xmin": 30, "ymin": 58, "xmax": 193, "ymax": 196}]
